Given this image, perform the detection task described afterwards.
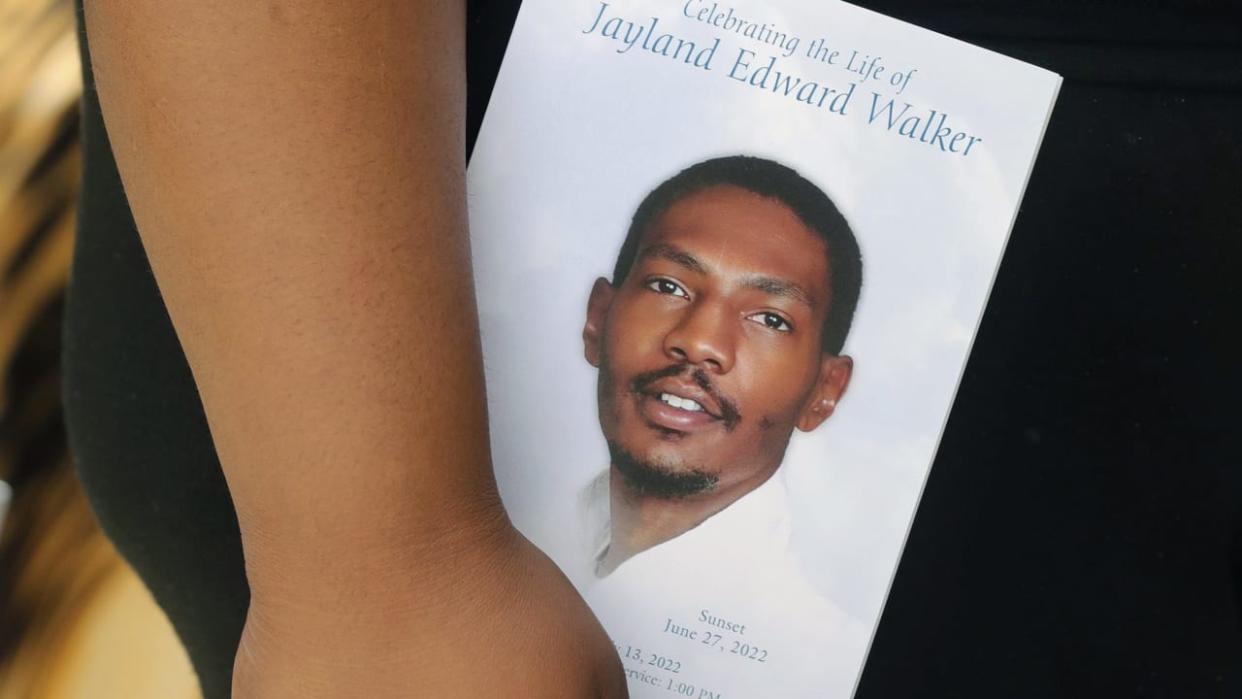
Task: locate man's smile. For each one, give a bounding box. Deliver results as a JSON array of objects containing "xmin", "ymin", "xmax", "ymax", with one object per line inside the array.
[
  {"xmin": 657, "ymin": 392, "xmax": 705, "ymax": 413},
  {"xmin": 648, "ymin": 377, "xmax": 721, "ymax": 418},
  {"xmin": 627, "ymin": 367, "xmax": 742, "ymax": 434},
  {"xmin": 638, "ymin": 391, "xmax": 722, "ymax": 433}
]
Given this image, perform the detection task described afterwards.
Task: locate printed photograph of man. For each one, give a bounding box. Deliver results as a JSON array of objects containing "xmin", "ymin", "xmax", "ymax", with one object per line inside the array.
[{"xmin": 579, "ymin": 155, "xmax": 863, "ymax": 578}]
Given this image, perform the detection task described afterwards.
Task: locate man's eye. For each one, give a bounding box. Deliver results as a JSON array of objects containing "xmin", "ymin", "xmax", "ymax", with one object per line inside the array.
[
  {"xmin": 749, "ymin": 312, "xmax": 793, "ymax": 333},
  {"xmin": 646, "ymin": 278, "xmax": 689, "ymax": 298}
]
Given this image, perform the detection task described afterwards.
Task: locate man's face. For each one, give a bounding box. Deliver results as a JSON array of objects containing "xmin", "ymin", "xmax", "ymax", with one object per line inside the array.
[{"xmin": 583, "ymin": 184, "xmax": 853, "ymax": 500}]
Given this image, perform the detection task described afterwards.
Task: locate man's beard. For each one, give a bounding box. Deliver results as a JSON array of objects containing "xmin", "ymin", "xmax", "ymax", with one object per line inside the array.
[
  {"xmin": 608, "ymin": 440, "xmax": 719, "ymax": 499},
  {"xmin": 596, "ymin": 344, "xmax": 730, "ymax": 499}
]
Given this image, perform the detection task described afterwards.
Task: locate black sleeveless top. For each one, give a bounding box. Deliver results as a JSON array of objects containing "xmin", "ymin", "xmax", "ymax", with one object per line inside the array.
[{"xmin": 64, "ymin": 2, "xmax": 1242, "ymax": 697}]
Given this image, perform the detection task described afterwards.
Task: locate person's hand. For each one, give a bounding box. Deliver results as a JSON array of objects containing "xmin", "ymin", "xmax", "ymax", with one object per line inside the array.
[{"xmin": 233, "ymin": 513, "xmax": 628, "ymax": 697}]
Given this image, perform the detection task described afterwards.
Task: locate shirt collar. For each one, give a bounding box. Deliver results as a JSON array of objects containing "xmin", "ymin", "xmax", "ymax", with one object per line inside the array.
[{"xmin": 577, "ymin": 468, "xmax": 793, "ymax": 578}]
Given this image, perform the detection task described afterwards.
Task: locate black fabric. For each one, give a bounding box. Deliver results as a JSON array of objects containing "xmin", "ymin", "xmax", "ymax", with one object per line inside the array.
[
  {"xmin": 63, "ymin": 1, "xmax": 1242, "ymax": 697},
  {"xmin": 65, "ymin": 5, "xmax": 250, "ymax": 698}
]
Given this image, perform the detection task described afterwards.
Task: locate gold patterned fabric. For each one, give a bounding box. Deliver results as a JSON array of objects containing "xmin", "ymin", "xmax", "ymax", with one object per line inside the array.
[{"xmin": 0, "ymin": 0, "xmax": 198, "ymax": 696}]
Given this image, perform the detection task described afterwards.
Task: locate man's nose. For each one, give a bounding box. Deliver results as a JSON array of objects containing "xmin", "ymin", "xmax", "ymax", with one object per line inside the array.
[{"xmin": 663, "ymin": 301, "xmax": 735, "ymax": 373}]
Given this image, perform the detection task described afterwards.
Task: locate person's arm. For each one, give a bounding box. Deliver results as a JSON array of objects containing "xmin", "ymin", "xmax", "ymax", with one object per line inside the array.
[{"xmin": 82, "ymin": 2, "xmax": 625, "ymax": 695}]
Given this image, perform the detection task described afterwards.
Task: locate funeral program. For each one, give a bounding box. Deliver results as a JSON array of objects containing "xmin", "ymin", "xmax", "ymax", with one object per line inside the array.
[{"xmin": 466, "ymin": 1, "xmax": 1060, "ymax": 696}]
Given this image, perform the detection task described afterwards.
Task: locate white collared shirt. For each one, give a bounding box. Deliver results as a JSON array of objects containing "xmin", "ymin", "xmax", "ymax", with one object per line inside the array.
[{"xmin": 572, "ymin": 470, "xmax": 870, "ymax": 698}]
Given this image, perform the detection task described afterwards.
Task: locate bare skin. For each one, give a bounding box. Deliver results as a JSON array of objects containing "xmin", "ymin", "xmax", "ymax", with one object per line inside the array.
[{"xmin": 82, "ymin": 1, "xmax": 626, "ymax": 696}]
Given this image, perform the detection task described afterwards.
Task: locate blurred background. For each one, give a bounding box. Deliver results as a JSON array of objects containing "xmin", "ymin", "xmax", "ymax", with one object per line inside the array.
[{"xmin": 0, "ymin": 0, "xmax": 199, "ymax": 695}]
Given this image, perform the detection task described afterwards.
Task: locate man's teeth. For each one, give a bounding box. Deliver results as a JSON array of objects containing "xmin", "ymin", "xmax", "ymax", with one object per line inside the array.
[{"xmin": 659, "ymin": 393, "xmax": 704, "ymax": 412}]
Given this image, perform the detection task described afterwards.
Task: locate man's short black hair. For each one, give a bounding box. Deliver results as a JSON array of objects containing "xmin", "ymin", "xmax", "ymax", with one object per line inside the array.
[{"xmin": 611, "ymin": 155, "xmax": 863, "ymax": 356}]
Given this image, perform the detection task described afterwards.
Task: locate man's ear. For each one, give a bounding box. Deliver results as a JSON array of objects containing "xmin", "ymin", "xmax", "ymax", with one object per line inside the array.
[
  {"xmin": 796, "ymin": 355, "xmax": 853, "ymax": 432},
  {"xmin": 583, "ymin": 277, "xmax": 615, "ymax": 367}
]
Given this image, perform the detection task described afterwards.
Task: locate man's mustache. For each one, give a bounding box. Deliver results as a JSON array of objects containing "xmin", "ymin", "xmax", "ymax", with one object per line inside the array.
[{"xmin": 629, "ymin": 364, "xmax": 742, "ymax": 430}]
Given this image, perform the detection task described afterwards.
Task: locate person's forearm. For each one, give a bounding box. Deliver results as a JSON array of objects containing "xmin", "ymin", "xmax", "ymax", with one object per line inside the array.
[
  {"xmin": 82, "ymin": 0, "xmax": 497, "ymax": 607},
  {"xmin": 85, "ymin": 6, "xmax": 629, "ymax": 695}
]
